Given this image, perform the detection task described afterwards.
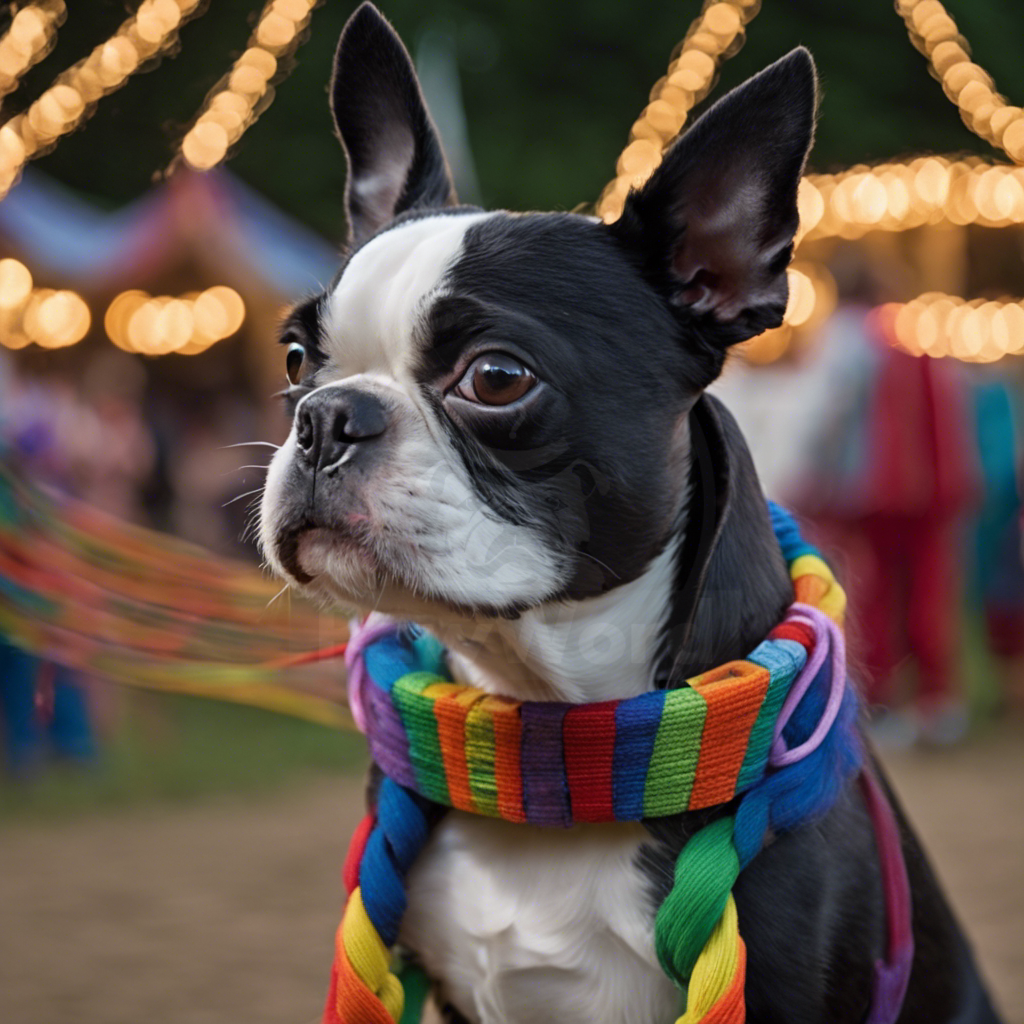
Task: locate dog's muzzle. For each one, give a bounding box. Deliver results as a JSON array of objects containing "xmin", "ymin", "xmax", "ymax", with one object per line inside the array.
[{"xmin": 273, "ymin": 386, "xmax": 391, "ymax": 582}]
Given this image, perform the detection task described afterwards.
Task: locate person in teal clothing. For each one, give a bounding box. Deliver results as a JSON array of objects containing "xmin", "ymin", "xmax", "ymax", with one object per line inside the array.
[{"xmin": 970, "ymin": 368, "xmax": 1024, "ymax": 715}]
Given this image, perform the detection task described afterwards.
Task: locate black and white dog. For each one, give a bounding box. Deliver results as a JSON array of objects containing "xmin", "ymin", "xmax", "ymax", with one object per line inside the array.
[{"xmin": 259, "ymin": 6, "xmax": 1000, "ymax": 1022}]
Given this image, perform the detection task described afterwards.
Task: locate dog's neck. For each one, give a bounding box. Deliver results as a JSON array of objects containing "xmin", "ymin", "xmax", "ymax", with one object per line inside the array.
[
  {"xmin": 426, "ymin": 397, "xmax": 792, "ymax": 704},
  {"xmin": 433, "ymin": 536, "xmax": 681, "ymax": 702}
]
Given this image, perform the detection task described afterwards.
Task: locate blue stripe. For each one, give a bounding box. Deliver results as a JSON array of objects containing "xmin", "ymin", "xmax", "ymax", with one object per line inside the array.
[
  {"xmin": 737, "ymin": 638, "xmax": 806, "ymax": 790},
  {"xmin": 768, "ymin": 500, "xmax": 821, "ymax": 561},
  {"xmin": 364, "ymin": 632, "xmax": 427, "ymax": 691},
  {"xmin": 612, "ymin": 690, "xmax": 665, "ymax": 820}
]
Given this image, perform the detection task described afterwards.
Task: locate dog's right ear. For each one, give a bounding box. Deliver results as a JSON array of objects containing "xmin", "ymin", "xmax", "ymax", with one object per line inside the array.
[{"xmin": 331, "ymin": 3, "xmax": 457, "ymax": 247}]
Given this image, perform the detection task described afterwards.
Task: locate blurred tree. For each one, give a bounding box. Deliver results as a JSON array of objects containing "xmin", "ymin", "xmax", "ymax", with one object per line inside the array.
[{"xmin": 3, "ymin": 0, "xmax": 1023, "ymax": 244}]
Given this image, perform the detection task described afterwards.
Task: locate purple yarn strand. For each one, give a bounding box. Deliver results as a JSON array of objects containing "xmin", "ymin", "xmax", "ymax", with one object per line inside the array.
[
  {"xmin": 769, "ymin": 603, "xmax": 847, "ymax": 767},
  {"xmin": 345, "ymin": 615, "xmax": 400, "ymax": 732}
]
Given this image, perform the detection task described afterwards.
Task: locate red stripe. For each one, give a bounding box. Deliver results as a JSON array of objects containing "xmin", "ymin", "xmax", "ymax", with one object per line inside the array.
[
  {"xmin": 768, "ymin": 620, "xmax": 815, "ymax": 650},
  {"xmin": 564, "ymin": 701, "xmax": 618, "ymax": 822},
  {"xmin": 342, "ymin": 814, "xmax": 375, "ymax": 894},
  {"xmin": 322, "ymin": 960, "xmax": 342, "ymax": 1024}
]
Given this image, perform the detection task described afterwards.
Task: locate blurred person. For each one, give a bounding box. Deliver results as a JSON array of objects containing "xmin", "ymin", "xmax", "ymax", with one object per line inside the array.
[
  {"xmin": 168, "ymin": 396, "xmax": 264, "ymax": 555},
  {"xmin": 69, "ymin": 350, "xmax": 156, "ymax": 521},
  {"xmin": 0, "ymin": 641, "xmax": 96, "ymax": 776},
  {"xmin": 969, "ymin": 363, "xmax": 1024, "ymax": 715},
  {"xmin": 794, "ymin": 305, "xmax": 979, "ymax": 747},
  {"xmin": 0, "ymin": 365, "xmax": 108, "ymax": 777}
]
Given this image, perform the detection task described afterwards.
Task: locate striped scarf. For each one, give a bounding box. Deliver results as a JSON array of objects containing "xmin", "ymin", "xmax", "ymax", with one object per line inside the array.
[{"xmin": 324, "ymin": 503, "xmax": 912, "ymax": 1024}]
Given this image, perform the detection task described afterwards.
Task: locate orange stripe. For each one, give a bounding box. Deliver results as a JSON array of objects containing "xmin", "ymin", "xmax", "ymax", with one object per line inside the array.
[
  {"xmin": 486, "ymin": 694, "xmax": 525, "ymax": 822},
  {"xmin": 702, "ymin": 938, "xmax": 747, "ymax": 1024},
  {"xmin": 793, "ymin": 572, "xmax": 829, "ymax": 609},
  {"xmin": 331, "ymin": 943, "xmax": 394, "ymax": 1024},
  {"xmin": 689, "ymin": 662, "xmax": 769, "ymax": 808},
  {"xmin": 433, "ymin": 686, "xmax": 483, "ymax": 813}
]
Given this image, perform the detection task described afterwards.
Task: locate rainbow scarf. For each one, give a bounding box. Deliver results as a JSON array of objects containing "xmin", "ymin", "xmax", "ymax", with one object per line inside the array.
[{"xmin": 324, "ymin": 503, "xmax": 913, "ymax": 1024}]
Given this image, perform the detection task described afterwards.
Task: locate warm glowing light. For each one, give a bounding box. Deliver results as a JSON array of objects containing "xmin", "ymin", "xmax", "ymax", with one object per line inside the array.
[
  {"xmin": 798, "ymin": 157, "xmax": 1024, "ymax": 241},
  {"xmin": 740, "ymin": 325, "xmax": 792, "ymax": 365},
  {"xmin": 105, "ymin": 290, "xmax": 149, "ymax": 351},
  {"xmin": 898, "ymin": 0, "xmax": 1024, "ymax": 164},
  {"xmin": 597, "ymin": 0, "xmax": 758, "ymax": 222},
  {"xmin": 0, "ymin": 3, "xmax": 66, "ymax": 102},
  {"xmin": 39, "ymin": 289, "xmax": 90, "ymax": 346},
  {"xmin": 256, "ymin": 12, "xmax": 297, "ymax": 49},
  {"xmin": 182, "ymin": 121, "xmax": 229, "ymax": 170},
  {"xmin": 193, "ymin": 286, "xmax": 245, "ymax": 338},
  {"xmin": 0, "ymin": 0, "xmax": 205, "ymax": 200},
  {"xmin": 238, "ymin": 47, "xmax": 277, "ymax": 79},
  {"xmin": 104, "ymin": 286, "xmax": 245, "ymax": 355},
  {"xmin": 179, "ymin": 0, "xmax": 318, "ymax": 172},
  {"xmin": 889, "ymin": 291, "xmax": 1024, "ymax": 363},
  {"xmin": 784, "ymin": 269, "xmax": 816, "ymax": 327},
  {"xmin": 0, "ymin": 259, "xmax": 33, "ymax": 309}
]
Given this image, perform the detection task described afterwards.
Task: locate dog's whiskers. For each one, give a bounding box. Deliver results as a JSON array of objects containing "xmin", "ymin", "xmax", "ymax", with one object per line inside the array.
[
  {"xmin": 264, "ymin": 583, "xmax": 290, "ymax": 612},
  {"xmin": 224, "ymin": 488, "xmax": 264, "ymax": 508}
]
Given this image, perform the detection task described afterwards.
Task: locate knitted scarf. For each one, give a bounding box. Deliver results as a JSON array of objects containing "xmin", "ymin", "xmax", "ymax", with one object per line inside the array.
[{"xmin": 323, "ymin": 503, "xmax": 913, "ymax": 1024}]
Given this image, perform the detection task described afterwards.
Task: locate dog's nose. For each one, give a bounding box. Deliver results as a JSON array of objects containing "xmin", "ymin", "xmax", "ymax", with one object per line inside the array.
[{"xmin": 295, "ymin": 387, "xmax": 388, "ymax": 471}]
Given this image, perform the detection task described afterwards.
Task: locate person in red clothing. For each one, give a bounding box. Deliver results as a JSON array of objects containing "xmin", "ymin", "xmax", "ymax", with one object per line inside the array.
[{"xmin": 795, "ymin": 305, "xmax": 980, "ymax": 746}]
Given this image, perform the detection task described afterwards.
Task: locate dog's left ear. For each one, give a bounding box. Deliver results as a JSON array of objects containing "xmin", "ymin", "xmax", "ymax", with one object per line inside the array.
[
  {"xmin": 612, "ymin": 48, "xmax": 817, "ymax": 346},
  {"xmin": 331, "ymin": 2, "xmax": 457, "ymax": 247}
]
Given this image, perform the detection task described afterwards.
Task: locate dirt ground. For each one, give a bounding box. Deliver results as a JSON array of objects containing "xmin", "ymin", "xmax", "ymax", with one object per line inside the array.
[{"xmin": 1, "ymin": 727, "xmax": 1021, "ymax": 1024}]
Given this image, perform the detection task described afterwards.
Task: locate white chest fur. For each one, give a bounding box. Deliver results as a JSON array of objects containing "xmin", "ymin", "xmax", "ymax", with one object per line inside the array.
[{"xmin": 401, "ymin": 813, "xmax": 680, "ymax": 1024}]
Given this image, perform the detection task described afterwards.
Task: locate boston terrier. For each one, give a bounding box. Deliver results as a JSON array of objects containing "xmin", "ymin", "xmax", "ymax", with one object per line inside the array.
[{"xmin": 258, "ymin": 5, "xmax": 1001, "ymax": 1021}]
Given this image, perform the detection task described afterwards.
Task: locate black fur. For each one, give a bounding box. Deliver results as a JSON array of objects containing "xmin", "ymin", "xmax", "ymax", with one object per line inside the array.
[{"xmin": 331, "ymin": 3, "xmax": 456, "ymax": 246}]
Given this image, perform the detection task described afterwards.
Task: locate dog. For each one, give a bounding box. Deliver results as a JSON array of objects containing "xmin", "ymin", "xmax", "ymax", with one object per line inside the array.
[{"xmin": 258, "ymin": 5, "xmax": 1002, "ymax": 1021}]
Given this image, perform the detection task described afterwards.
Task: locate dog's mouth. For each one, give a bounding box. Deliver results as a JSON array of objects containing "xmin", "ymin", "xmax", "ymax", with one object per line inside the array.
[{"xmin": 277, "ymin": 517, "xmax": 376, "ymax": 585}]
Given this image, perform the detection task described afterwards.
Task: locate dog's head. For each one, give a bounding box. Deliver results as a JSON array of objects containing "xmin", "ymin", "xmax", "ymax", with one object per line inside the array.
[{"xmin": 259, "ymin": 3, "xmax": 815, "ymax": 623}]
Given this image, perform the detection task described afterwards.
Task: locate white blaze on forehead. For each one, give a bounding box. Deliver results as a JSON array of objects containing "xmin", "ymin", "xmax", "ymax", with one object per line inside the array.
[{"xmin": 323, "ymin": 211, "xmax": 494, "ymax": 379}]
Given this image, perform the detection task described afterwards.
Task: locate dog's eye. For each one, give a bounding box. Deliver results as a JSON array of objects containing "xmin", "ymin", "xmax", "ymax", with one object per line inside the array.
[
  {"xmin": 456, "ymin": 353, "xmax": 536, "ymax": 406},
  {"xmin": 286, "ymin": 342, "xmax": 305, "ymax": 385}
]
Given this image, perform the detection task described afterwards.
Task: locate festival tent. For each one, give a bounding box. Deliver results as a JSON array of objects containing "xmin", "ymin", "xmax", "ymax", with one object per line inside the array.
[{"xmin": 0, "ymin": 167, "xmax": 339, "ymax": 392}]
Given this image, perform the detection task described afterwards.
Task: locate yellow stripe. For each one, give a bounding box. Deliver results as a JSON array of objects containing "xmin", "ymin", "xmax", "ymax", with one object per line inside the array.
[
  {"xmin": 675, "ymin": 894, "xmax": 742, "ymax": 1023},
  {"xmin": 340, "ymin": 888, "xmax": 405, "ymax": 1021},
  {"xmin": 790, "ymin": 553, "xmax": 847, "ymax": 623}
]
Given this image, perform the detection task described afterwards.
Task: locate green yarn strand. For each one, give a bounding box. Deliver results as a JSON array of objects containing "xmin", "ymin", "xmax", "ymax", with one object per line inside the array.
[{"xmin": 655, "ymin": 815, "xmax": 740, "ymax": 987}]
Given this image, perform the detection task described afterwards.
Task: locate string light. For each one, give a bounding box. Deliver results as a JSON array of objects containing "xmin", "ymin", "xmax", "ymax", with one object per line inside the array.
[
  {"xmin": 797, "ymin": 156, "xmax": 1024, "ymax": 241},
  {"xmin": 596, "ymin": 0, "xmax": 760, "ymax": 222},
  {"xmin": 0, "ymin": 1, "xmax": 66, "ymax": 106},
  {"xmin": 0, "ymin": 262, "xmax": 90, "ymax": 350},
  {"xmin": 0, "ymin": 0, "xmax": 207, "ymax": 199},
  {"xmin": 179, "ymin": 0, "xmax": 320, "ymax": 172},
  {"xmin": 883, "ymin": 292, "xmax": 1024, "ymax": 362},
  {"xmin": 0, "ymin": 257, "xmax": 33, "ymax": 309},
  {"xmin": 104, "ymin": 286, "xmax": 246, "ymax": 356},
  {"xmin": 896, "ymin": 0, "xmax": 1024, "ymax": 163}
]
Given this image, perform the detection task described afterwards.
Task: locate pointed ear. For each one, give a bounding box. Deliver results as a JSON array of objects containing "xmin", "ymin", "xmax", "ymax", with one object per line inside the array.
[
  {"xmin": 612, "ymin": 48, "xmax": 817, "ymax": 345},
  {"xmin": 330, "ymin": 3, "xmax": 457, "ymax": 247}
]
